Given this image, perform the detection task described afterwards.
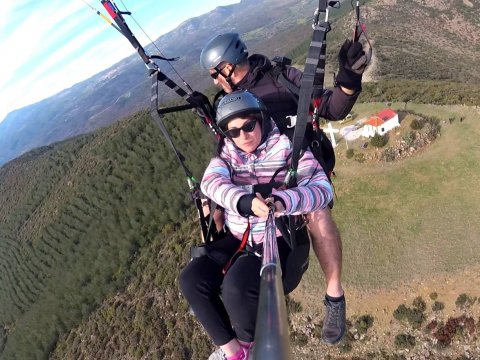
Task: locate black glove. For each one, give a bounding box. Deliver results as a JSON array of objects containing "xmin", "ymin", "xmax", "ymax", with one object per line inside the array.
[
  {"xmin": 189, "ymin": 91, "xmax": 214, "ymax": 111},
  {"xmin": 237, "ymin": 194, "xmax": 256, "ymax": 217},
  {"xmin": 336, "ymin": 39, "xmax": 367, "ymax": 92},
  {"xmin": 189, "ymin": 91, "xmax": 216, "ymax": 121}
]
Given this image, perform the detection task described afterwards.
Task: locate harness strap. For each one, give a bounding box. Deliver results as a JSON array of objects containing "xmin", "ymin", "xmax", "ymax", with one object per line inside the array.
[
  {"xmin": 204, "ymin": 200, "xmax": 219, "ymax": 243},
  {"xmin": 352, "ymin": 0, "xmax": 373, "ymax": 68},
  {"xmin": 288, "ymin": 1, "xmax": 332, "ymax": 188},
  {"xmin": 222, "ymin": 219, "xmax": 251, "ymax": 274}
]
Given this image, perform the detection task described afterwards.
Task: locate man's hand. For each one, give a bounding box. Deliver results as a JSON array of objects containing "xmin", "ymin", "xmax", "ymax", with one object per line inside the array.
[
  {"xmin": 336, "ymin": 39, "xmax": 367, "ymax": 92},
  {"xmin": 188, "ymin": 91, "xmax": 210, "ymax": 107}
]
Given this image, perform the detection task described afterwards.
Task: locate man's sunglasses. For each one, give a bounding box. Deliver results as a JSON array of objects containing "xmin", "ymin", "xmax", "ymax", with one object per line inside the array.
[
  {"xmin": 210, "ymin": 65, "xmax": 227, "ymax": 79},
  {"xmin": 210, "ymin": 63, "xmax": 236, "ymax": 80},
  {"xmin": 224, "ymin": 118, "xmax": 258, "ymax": 138}
]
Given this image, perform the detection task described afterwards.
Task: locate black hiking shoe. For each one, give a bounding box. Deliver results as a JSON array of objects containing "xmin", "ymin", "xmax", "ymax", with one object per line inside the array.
[{"xmin": 322, "ymin": 296, "xmax": 346, "ymax": 344}]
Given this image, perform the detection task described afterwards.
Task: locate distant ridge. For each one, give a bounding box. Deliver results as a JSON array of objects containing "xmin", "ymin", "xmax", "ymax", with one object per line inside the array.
[
  {"xmin": 0, "ymin": 0, "xmax": 314, "ymax": 167},
  {"xmin": 1, "ymin": 0, "xmax": 479, "ymax": 167}
]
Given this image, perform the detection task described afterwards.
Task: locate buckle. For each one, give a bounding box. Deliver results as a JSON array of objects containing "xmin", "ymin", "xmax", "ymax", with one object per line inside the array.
[{"xmin": 286, "ymin": 115, "xmax": 297, "ymax": 128}]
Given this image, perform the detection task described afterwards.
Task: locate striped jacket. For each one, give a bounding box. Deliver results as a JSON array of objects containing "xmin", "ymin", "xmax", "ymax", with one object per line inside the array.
[{"xmin": 201, "ymin": 120, "xmax": 333, "ymax": 245}]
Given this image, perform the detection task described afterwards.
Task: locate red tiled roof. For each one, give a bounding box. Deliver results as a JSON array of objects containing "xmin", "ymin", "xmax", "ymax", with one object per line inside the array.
[
  {"xmin": 376, "ymin": 108, "xmax": 397, "ymax": 121},
  {"xmin": 366, "ymin": 116, "xmax": 384, "ymax": 127},
  {"xmin": 366, "ymin": 108, "xmax": 398, "ymax": 127}
]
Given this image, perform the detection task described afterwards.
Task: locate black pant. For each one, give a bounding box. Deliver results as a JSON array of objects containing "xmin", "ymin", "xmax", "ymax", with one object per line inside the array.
[{"xmin": 179, "ymin": 233, "xmax": 291, "ymax": 345}]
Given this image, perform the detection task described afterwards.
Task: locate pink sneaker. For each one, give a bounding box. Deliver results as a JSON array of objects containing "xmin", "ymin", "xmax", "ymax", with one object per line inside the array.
[{"xmin": 226, "ymin": 347, "xmax": 249, "ymax": 360}]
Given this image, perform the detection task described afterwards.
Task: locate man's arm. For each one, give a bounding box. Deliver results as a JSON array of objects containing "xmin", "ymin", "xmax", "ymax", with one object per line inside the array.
[{"xmin": 317, "ymin": 40, "xmax": 369, "ymax": 120}]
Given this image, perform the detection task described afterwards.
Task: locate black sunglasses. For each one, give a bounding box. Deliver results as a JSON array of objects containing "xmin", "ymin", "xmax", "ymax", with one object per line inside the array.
[
  {"xmin": 210, "ymin": 65, "xmax": 227, "ymax": 79},
  {"xmin": 224, "ymin": 118, "xmax": 258, "ymax": 138}
]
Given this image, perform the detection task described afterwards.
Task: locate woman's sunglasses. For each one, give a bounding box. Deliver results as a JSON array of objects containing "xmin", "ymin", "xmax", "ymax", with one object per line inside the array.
[{"xmin": 224, "ymin": 118, "xmax": 258, "ymax": 138}]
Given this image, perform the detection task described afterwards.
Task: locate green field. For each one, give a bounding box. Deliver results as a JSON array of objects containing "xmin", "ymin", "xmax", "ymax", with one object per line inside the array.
[{"xmin": 302, "ymin": 103, "xmax": 480, "ymax": 292}]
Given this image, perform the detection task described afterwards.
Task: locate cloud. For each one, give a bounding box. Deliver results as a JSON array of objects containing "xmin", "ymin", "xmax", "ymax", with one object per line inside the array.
[
  {"xmin": 0, "ymin": 34, "xmax": 133, "ymax": 123},
  {"xmin": 0, "ymin": 1, "xmax": 121, "ymax": 121},
  {"xmin": 0, "ymin": 0, "xmax": 241, "ymax": 123}
]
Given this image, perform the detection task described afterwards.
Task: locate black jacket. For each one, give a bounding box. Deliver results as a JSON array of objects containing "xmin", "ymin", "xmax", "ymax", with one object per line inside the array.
[
  {"xmin": 214, "ymin": 54, "xmax": 360, "ymax": 173},
  {"xmin": 233, "ymin": 54, "xmax": 360, "ymax": 133}
]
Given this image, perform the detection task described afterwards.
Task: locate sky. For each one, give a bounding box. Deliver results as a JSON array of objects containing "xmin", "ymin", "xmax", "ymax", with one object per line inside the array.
[{"xmin": 0, "ymin": 0, "xmax": 239, "ymax": 124}]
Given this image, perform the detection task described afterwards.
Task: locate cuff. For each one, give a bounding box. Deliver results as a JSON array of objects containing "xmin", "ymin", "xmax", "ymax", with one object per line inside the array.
[{"xmin": 236, "ymin": 194, "xmax": 256, "ymax": 217}]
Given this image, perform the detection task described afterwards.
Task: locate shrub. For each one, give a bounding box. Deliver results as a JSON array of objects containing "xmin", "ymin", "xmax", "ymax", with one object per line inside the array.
[
  {"xmin": 424, "ymin": 116, "xmax": 442, "ymax": 140},
  {"xmin": 426, "ymin": 320, "xmax": 438, "ymax": 333},
  {"xmin": 394, "ymin": 333, "xmax": 415, "ymax": 349},
  {"xmin": 429, "ymin": 292, "xmax": 438, "ymax": 301},
  {"xmin": 407, "ymin": 308, "xmax": 425, "ymax": 329},
  {"xmin": 433, "ymin": 315, "xmax": 475, "ymax": 347},
  {"xmin": 370, "ymin": 133, "xmax": 388, "ymax": 148},
  {"xmin": 354, "ymin": 153, "xmax": 365, "ymax": 163},
  {"xmin": 455, "ymin": 293, "xmax": 475, "ymax": 309},
  {"xmin": 402, "ymin": 131, "xmax": 415, "ymax": 146},
  {"xmin": 410, "ymin": 118, "xmax": 424, "ymax": 130},
  {"xmin": 412, "ymin": 296, "xmax": 426, "ymax": 312},
  {"xmin": 355, "ymin": 314, "xmax": 374, "ymax": 334},
  {"xmin": 393, "ymin": 303, "xmax": 425, "ymax": 329},
  {"xmin": 393, "ymin": 304, "xmax": 409, "ymax": 321},
  {"xmin": 346, "ymin": 148, "xmax": 355, "ymax": 159},
  {"xmin": 432, "ymin": 301, "xmax": 445, "ymax": 312}
]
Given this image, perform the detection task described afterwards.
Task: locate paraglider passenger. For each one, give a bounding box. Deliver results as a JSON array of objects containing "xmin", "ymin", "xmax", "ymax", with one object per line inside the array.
[{"xmin": 179, "ymin": 90, "xmax": 333, "ymax": 360}]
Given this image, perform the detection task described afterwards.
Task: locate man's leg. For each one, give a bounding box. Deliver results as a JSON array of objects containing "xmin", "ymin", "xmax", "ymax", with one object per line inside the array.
[
  {"xmin": 307, "ymin": 208, "xmax": 346, "ymax": 344},
  {"xmin": 307, "ymin": 208, "xmax": 343, "ymax": 297}
]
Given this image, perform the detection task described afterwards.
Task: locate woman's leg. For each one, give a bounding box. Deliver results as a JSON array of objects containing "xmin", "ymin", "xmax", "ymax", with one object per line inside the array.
[
  {"xmin": 179, "ymin": 255, "xmax": 236, "ymax": 346},
  {"xmin": 222, "ymin": 254, "xmax": 262, "ymax": 343}
]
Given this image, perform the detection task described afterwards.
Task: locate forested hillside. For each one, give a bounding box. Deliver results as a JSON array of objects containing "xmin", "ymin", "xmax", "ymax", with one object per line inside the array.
[
  {"xmin": 1, "ymin": 81, "xmax": 479, "ymax": 359},
  {"xmin": 0, "ymin": 110, "xmax": 214, "ymax": 359},
  {"xmin": 1, "ymin": 0, "xmax": 480, "ymax": 358}
]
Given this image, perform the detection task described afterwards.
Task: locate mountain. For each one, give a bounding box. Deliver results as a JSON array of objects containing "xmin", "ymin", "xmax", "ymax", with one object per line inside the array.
[
  {"xmin": 0, "ymin": 0, "xmax": 319, "ymax": 167},
  {"xmin": 1, "ymin": 0, "xmax": 479, "ymax": 167}
]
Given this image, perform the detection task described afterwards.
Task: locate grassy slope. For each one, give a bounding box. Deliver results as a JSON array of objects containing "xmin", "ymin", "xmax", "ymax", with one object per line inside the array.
[
  {"xmin": 301, "ymin": 103, "xmax": 480, "ymax": 292},
  {"xmin": 291, "ymin": 103, "xmax": 480, "ymax": 358}
]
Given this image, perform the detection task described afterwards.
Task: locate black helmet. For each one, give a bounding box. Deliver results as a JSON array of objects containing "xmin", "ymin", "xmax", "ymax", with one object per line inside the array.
[
  {"xmin": 200, "ymin": 33, "xmax": 248, "ymax": 70},
  {"xmin": 216, "ymin": 90, "xmax": 271, "ymax": 139}
]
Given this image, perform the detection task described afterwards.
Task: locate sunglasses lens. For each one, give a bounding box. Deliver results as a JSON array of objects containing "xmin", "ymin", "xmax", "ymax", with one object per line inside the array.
[
  {"xmin": 226, "ymin": 119, "xmax": 257, "ymax": 138},
  {"xmin": 243, "ymin": 119, "xmax": 257, "ymax": 132},
  {"xmin": 210, "ymin": 65, "xmax": 226, "ymax": 79},
  {"xmin": 227, "ymin": 128, "xmax": 241, "ymax": 138}
]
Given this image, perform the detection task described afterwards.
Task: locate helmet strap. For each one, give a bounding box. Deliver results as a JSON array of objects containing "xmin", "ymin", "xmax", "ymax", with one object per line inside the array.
[{"xmin": 222, "ymin": 64, "xmax": 239, "ymax": 91}]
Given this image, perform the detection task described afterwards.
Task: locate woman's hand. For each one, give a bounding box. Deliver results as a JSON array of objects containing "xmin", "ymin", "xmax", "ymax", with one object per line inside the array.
[
  {"xmin": 251, "ymin": 194, "xmax": 285, "ymax": 219},
  {"xmin": 251, "ymin": 195, "xmax": 270, "ymax": 219}
]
